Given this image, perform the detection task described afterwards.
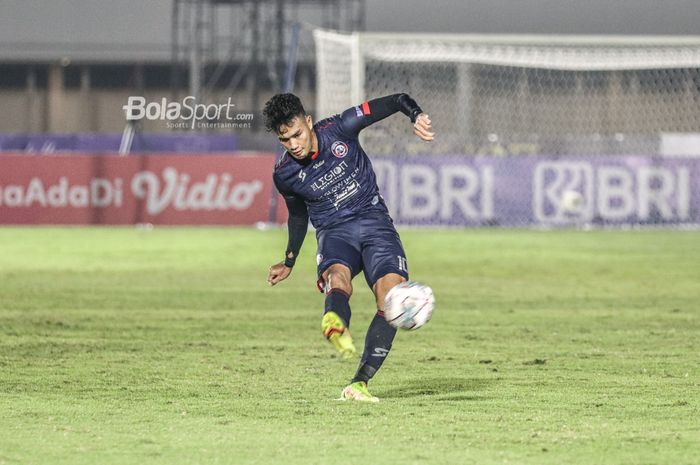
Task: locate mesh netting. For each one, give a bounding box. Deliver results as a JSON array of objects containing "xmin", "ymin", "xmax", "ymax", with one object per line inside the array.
[{"xmin": 314, "ymin": 31, "xmax": 700, "ymax": 157}]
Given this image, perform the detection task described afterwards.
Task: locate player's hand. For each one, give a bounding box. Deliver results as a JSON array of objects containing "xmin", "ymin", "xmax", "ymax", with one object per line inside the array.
[
  {"xmin": 413, "ymin": 113, "xmax": 435, "ymax": 142},
  {"xmin": 267, "ymin": 261, "xmax": 292, "ymax": 286}
]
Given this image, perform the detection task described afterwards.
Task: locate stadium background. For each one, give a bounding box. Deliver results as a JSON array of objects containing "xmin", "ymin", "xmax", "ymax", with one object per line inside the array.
[
  {"xmin": 1, "ymin": 0, "xmax": 699, "ymax": 227},
  {"xmin": 1, "ymin": 2, "xmax": 700, "ymax": 465}
]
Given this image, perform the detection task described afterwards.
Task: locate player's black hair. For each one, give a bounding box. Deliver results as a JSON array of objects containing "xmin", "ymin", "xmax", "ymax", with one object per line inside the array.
[{"xmin": 263, "ymin": 93, "xmax": 307, "ymax": 133}]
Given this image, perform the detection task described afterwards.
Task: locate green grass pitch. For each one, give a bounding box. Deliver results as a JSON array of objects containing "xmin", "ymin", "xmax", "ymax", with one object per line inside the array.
[{"xmin": 1, "ymin": 227, "xmax": 699, "ymax": 464}]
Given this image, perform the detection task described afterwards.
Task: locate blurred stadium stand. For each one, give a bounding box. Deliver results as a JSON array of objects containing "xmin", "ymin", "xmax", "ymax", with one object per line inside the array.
[{"xmin": 0, "ymin": 0, "xmax": 365, "ymax": 135}]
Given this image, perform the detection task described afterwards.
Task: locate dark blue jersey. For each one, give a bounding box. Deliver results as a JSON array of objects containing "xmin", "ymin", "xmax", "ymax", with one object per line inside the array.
[
  {"xmin": 272, "ymin": 93, "xmax": 423, "ymax": 266},
  {"xmin": 273, "ymin": 106, "xmax": 388, "ymax": 230}
]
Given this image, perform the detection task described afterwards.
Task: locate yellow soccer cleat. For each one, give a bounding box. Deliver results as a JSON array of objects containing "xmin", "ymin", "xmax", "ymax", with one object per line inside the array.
[
  {"xmin": 321, "ymin": 311, "xmax": 357, "ymax": 359},
  {"xmin": 339, "ymin": 381, "xmax": 379, "ymax": 403}
]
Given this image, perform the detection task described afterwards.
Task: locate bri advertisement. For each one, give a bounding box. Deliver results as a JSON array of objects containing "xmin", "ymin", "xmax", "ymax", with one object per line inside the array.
[{"xmin": 373, "ymin": 155, "xmax": 699, "ymax": 227}]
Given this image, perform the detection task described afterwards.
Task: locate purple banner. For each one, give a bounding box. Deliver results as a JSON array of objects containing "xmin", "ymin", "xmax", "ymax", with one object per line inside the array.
[
  {"xmin": 0, "ymin": 133, "xmax": 238, "ymax": 153},
  {"xmin": 373, "ymin": 155, "xmax": 700, "ymax": 226}
]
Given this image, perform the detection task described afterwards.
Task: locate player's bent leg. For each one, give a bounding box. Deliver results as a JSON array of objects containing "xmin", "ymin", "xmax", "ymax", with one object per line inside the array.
[{"xmin": 321, "ymin": 263, "xmax": 357, "ymax": 358}]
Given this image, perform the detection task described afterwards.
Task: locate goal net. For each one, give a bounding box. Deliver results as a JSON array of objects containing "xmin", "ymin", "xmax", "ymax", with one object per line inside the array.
[
  {"xmin": 313, "ymin": 30, "xmax": 700, "ymax": 226},
  {"xmin": 315, "ymin": 30, "xmax": 700, "ymax": 157}
]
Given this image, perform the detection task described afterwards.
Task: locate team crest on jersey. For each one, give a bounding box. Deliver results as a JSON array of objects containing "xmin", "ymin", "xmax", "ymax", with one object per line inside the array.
[{"xmin": 331, "ymin": 141, "xmax": 349, "ymax": 158}]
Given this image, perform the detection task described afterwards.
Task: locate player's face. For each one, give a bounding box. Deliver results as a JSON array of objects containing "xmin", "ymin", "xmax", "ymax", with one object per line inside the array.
[{"xmin": 277, "ymin": 115, "xmax": 315, "ymax": 160}]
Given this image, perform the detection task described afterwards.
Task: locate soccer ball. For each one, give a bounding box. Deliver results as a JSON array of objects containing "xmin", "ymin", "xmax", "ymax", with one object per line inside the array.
[
  {"xmin": 383, "ymin": 281, "xmax": 435, "ymax": 330},
  {"xmin": 561, "ymin": 190, "xmax": 584, "ymax": 213}
]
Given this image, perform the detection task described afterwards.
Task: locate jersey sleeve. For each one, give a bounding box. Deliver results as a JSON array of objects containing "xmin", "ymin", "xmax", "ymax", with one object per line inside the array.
[
  {"xmin": 338, "ymin": 93, "xmax": 424, "ymax": 138},
  {"xmin": 273, "ymin": 173, "xmax": 309, "ymax": 268}
]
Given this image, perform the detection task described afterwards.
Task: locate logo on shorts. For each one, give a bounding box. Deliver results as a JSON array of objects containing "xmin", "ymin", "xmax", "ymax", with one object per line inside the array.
[
  {"xmin": 316, "ymin": 254, "xmax": 323, "ymax": 265},
  {"xmin": 331, "ymin": 141, "xmax": 349, "ymax": 158}
]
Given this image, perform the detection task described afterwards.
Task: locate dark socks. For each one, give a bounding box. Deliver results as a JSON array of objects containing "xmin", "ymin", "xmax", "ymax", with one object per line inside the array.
[
  {"xmin": 352, "ymin": 311, "xmax": 397, "ymax": 384},
  {"xmin": 325, "ymin": 289, "xmax": 351, "ymax": 327}
]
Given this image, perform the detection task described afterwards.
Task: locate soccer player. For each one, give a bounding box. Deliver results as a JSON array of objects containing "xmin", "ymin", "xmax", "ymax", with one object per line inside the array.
[{"xmin": 264, "ymin": 93, "xmax": 434, "ymax": 402}]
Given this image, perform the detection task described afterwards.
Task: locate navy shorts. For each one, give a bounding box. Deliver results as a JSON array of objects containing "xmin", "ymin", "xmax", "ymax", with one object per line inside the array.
[{"xmin": 315, "ymin": 212, "xmax": 408, "ymax": 291}]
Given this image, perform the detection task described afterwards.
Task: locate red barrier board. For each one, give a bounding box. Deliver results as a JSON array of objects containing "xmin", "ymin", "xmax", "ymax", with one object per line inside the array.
[{"xmin": 0, "ymin": 153, "xmax": 288, "ymax": 225}]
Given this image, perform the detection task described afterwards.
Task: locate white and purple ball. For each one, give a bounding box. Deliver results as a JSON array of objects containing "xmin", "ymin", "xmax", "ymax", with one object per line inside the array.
[{"xmin": 383, "ymin": 281, "xmax": 435, "ymax": 330}]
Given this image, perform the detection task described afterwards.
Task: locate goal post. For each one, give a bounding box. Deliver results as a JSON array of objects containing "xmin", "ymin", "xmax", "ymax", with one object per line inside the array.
[{"xmin": 313, "ymin": 29, "xmax": 364, "ymax": 121}]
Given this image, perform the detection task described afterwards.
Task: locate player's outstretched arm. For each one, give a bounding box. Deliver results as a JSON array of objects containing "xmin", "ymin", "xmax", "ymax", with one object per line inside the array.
[{"xmin": 340, "ymin": 93, "xmax": 434, "ymax": 141}]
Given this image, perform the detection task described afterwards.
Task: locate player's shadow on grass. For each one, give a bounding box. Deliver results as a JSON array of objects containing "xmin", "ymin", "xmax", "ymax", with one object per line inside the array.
[{"xmin": 378, "ymin": 377, "xmax": 493, "ymax": 400}]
